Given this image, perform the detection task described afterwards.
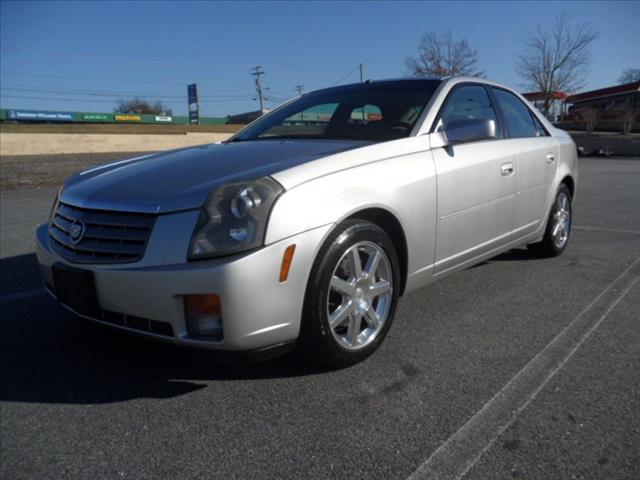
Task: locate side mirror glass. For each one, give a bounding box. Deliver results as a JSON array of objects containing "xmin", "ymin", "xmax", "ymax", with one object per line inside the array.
[{"xmin": 444, "ymin": 118, "xmax": 496, "ymax": 145}]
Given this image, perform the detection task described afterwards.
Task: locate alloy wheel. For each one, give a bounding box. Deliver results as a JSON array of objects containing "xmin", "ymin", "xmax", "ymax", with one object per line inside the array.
[
  {"xmin": 326, "ymin": 241, "xmax": 393, "ymax": 350},
  {"xmin": 551, "ymin": 191, "xmax": 571, "ymax": 249}
]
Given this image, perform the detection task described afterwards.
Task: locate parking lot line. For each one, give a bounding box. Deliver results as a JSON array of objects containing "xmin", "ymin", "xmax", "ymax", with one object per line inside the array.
[
  {"xmin": 406, "ymin": 257, "xmax": 640, "ymax": 480},
  {"xmin": 0, "ymin": 288, "xmax": 46, "ymax": 304},
  {"xmin": 573, "ymin": 225, "xmax": 640, "ymax": 235}
]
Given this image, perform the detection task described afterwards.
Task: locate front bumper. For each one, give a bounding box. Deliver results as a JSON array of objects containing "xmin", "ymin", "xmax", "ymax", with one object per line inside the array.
[{"xmin": 36, "ymin": 219, "xmax": 332, "ymax": 351}]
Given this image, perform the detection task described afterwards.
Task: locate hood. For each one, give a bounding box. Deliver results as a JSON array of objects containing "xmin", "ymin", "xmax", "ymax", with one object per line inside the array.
[{"xmin": 61, "ymin": 139, "xmax": 369, "ymax": 214}]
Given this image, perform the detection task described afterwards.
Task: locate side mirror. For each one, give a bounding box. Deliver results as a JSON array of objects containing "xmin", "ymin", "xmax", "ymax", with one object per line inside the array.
[{"xmin": 444, "ymin": 118, "xmax": 496, "ymax": 144}]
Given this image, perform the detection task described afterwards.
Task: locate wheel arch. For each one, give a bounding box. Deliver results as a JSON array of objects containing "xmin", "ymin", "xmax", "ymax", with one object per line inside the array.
[{"xmin": 561, "ymin": 174, "xmax": 575, "ymax": 198}]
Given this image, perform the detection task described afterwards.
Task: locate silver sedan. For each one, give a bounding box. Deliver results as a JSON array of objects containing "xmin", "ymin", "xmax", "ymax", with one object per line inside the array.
[{"xmin": 36, "ymin": 77, "xmax": 577, "ymax": 367}]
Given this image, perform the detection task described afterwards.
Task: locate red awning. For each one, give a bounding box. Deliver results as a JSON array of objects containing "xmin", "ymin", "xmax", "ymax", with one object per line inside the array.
[
  {"xmin": 565, "ymin": 81, "xmax": 640, "ymax": 103},
  {"xmin": 522, "ymin": 91, "xmax": 569, "ymax": 101}
]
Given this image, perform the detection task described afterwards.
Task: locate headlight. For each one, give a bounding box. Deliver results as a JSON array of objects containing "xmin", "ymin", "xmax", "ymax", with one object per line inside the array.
[{"xmin": 188, "ymin": 177, "xmax": 283, "ymax": 260}]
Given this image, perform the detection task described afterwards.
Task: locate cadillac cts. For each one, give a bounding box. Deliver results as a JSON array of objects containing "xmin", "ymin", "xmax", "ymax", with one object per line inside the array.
[{"xmin": 36, "ymin": 77, "xmax": 577, "ymax": 367}]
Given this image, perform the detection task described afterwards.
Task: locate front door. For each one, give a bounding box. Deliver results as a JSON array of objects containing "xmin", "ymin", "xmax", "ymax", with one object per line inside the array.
[{"xmin": 431, "ymin": 84, "xmax": 517, "ymax": 274}]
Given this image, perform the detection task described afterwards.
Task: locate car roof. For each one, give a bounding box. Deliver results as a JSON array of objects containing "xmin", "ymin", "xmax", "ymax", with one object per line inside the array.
[
  {"xmin": 308, "ymin": 78, "xmax": 444, "ymax": 95},
  {"xmin": 307, "ymin": 76, "xmax": 521, "ymax": 96}
]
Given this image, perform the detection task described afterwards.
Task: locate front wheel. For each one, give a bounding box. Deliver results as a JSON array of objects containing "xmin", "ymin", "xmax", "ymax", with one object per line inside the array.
[
  {"xmin": 298, "ymin": 220, "xmax": 400, "ymax": 368},
  {"xmin": 528, "ymin": 184, "xmax": 572, "ymax": 257}
]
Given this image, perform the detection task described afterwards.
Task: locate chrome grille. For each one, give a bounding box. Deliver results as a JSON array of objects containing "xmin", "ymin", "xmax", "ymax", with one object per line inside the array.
[{"xmin": 49, "ymin": 201, "xmax": 155, "ymax": 264}]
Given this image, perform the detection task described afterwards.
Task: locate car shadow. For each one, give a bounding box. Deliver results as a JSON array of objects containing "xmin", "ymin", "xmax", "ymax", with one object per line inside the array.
[
  {"xmin": 468, "ymin": 247, "xmax": 540, "ymax": 270},
  {"xmin": 0, "ymin": 252, "xmax": 43, "ymax": 295},
  {"xmin": 490, "ymin": 247, "xmax": 539, "ymax": 262},
  {"xmin": 1, "ymin": 245, "xmax": 543, "ymax": 405},
  {"xmin": 0, "ymin": 253, "xmax": 332, "ymax": 406}
]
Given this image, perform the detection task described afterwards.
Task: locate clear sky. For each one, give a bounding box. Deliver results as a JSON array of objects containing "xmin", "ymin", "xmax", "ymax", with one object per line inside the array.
[{"xmin": 1, "ymin": 0, "xmax": 638, "ymax": 117}]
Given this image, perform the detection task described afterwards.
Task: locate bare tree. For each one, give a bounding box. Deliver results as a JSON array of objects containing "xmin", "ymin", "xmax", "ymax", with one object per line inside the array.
[
  {"xmin": 618, "ymin": 68, "xmax": 640, "ymax": 84},
  {"xmin": 582, "ymin": 107, "xmax": 599, "ymax": 134},
  {"xmin": 405, "ymin": 30, "xmax": 484, "ymax": 78},
  {"xmin": 517, "ymin": 12, "xmax": 598, "ymax": 116},
  {"xmin": 620, "ymin": 103, "xmax": 637, "ymax": 135},
  {"xmin": 114, "ymin": 97, "xmax": 172, "ymax": 115}
]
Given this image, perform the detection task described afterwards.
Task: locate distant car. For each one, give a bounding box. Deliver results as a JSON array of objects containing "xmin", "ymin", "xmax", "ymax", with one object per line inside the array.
[{"xmin": 36, "ymin": 77, "xmax": 578, "ymax": 367}]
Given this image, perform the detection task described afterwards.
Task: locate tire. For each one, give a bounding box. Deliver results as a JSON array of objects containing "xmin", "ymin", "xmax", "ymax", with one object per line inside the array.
[
  {"xmin": 528, "ymin": 184, "xmax": 572, "ymax": 258},
  {"xmin": 298, "ymin": 219, "xmax": 401, "ymax": 368}
]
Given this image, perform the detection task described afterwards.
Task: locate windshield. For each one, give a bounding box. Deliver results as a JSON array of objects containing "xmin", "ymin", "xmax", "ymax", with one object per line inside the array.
[{"xmin": 232, "ymin": 80, "xmax": 441, "ymax": 143}]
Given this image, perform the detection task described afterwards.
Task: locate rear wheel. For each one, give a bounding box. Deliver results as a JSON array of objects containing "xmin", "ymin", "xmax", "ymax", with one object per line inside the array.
[
  {"xmin": 528, "ymin": 184, "xmax": 572, "ymax": 257},
  {"xmin": 298, "ymin": 220, "xmax": 400, "ymax": 368}
]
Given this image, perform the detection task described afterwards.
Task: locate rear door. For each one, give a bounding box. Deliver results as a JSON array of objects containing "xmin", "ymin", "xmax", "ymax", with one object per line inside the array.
[
  {"xmin": 490, "ymin": 88, "xmax": 558, "ymax": 238},
  {"xmin": 431, "ymin": 84, "xmax": 517, "ymax": 274}
]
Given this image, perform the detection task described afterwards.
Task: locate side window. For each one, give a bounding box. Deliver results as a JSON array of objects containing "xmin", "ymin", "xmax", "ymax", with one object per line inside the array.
[
  {"xmin": 492, "ymin": 88, "xmax": 539, "ymax": 138},
  {"xmin": 260, "ymin": 103, "xmax": 338, "ymax": 138},
  {"xmin": 530, "ymin": 112, "xmax": 549, "ymax": 137},
  {"xmin": 437, "ymin": 85, "xmax": 502, "ymax": 139}
]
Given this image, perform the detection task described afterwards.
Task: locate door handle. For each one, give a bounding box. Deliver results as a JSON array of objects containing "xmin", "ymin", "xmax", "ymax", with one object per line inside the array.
[
  {"xmin": 546, "ymin": 153, "xmax": 555, "ymax": 163},
  {"xmin": 501, "ymin": 163, "xmax": 514, "ymax": 176}
]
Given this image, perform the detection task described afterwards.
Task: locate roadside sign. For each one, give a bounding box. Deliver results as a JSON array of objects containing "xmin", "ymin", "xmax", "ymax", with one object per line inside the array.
[
  {"xmin": 8, "ymin": 110, "xmax": 73, "ymax": 122},
  {"xmin": 188, "ymin": 83, "xmax": 199, "ymax": 124},
  {"xmin": 114, "ymin": 114, "xmax": 142, "ymax": 122},
  {"xmin": 155, "ymin": 115, "xmax": 172, "ymax": 122},
  {"xmin": 81, "ymin": 114, "xmax": 110, "ymax": 121}
]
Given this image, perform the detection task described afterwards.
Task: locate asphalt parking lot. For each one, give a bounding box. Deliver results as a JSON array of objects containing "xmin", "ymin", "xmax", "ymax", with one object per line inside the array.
[{"xmin": 1, "ymin": 156, "xmax": 639, "ymax": 480}]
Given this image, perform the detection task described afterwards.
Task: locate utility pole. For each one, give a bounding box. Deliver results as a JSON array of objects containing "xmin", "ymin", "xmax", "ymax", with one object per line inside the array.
[
  {"xmin": 251, "ymin": 65, "xmax": 265, "ymax": 112},
  {"xmin": 294, "ymin": 85, "xmax": 305, "ymax": 122},
  {"xmin": 359, "ymin": 63, "xmax": 366, "ymax": 120}
]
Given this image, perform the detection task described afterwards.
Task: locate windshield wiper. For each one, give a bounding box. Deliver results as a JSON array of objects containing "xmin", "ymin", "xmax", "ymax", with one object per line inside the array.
[
  {"xmin": 255, "ymin": 135, "xmax": 311, "ymax": 140},
  {"xmin": 254, "ymin": 134, "xmax": 359, "ymax": 141}
]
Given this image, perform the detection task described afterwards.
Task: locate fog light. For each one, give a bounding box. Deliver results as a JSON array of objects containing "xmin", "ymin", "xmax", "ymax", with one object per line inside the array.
[{"xmin": 184, "ymin": 294, "xmax": 223, "ymax": 338}]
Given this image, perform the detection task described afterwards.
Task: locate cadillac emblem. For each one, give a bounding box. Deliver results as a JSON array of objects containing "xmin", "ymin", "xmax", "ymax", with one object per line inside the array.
[{"xmin": 69, "ymin": 220, "xmax": 85, "ymax": 244}]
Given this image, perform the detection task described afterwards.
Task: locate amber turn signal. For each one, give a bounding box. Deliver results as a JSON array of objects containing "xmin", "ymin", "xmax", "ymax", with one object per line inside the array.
[
  {"xmin": 279, "ymin": 244, "xmax": 296, "ymax": 282},
  {"xmin": 184, "ymin": 294, "xmax": 223, "ymax": 338},
  {"xmin": 184, "ymin": 294, "xmax": 221, "ymax": 315}
]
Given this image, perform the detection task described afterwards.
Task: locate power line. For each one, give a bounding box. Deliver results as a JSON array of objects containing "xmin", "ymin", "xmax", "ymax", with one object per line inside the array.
[
  {"xmin": 0, "ymin": 47, "xmax": 254, "ymax": 69},
  {"xmin": 0, "ymin": 94, "xmax": 253, "ymax": 104},
  {"xmin": 0, "ymin": 71, "xmax": 253, "ymax": 91},
  {"xmin": 266, "ymin": 89, "xmax": 293, "ymax": 97},
  {"xmin": 0, "ymin": 94, "xmax": 141, "ymax": 104},
  {"xmin": 1, "ymin": 72, "xmax": 306, "ymax": 102},
  {"xmin": 1, "ymin": 71, "xmax": 187, "ymax": 87},
  {"xmin": 331, "ymin": 66, "xmax": 359, "ymax": 86},
  {"xmin": 0, "ymin": 85, "xmax": 253, "ymax": 100}
]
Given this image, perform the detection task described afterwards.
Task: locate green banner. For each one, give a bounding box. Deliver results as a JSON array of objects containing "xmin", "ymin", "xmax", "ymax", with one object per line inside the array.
[{"xmin": 81, "ymin": 113, "xmax": 110, "ymax": 122}]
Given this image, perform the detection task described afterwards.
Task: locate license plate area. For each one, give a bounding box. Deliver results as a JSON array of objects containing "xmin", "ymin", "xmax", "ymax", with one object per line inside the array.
[{"xmin": 52, "ymin": 264, "xmax": 100, "ymax": 318}]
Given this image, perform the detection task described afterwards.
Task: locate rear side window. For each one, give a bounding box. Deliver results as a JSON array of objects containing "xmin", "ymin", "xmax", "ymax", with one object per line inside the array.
[
  {"xmin": 437, "ymin": 85, "xmax": 502, "ymax": 139},
  {"xmin": 530, "ymin": 113, "xmax": 549, "ymax": 137},
  {"xmin": 492, "ymin": 88, "xmax": 539, "ymax": 138},
  {"xmin": 348, "ymin": 104, "xmax": 383, "ymax": 123}
]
